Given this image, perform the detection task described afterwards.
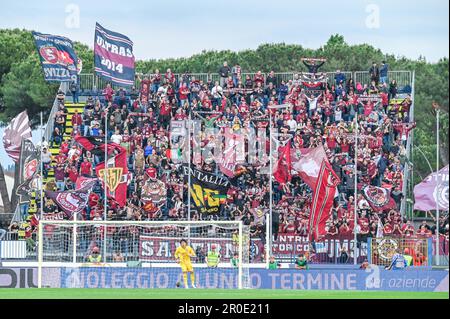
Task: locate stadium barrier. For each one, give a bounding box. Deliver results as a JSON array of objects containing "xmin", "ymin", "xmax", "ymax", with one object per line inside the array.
[
  {"xmin": 77, "ymin": 71, "xmax": 413, "ymax": 93},
  {"xmin": 5, "ymin": 232, "xmax": 447, "ymax": 266},
  {"xmin": 0, "ymin": 266, "xmax": 447, "ymax": 291}
]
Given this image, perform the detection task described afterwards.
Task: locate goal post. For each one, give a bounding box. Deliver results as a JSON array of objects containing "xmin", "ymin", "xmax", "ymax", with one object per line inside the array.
[{"xmin": 37, "ymin": 220, "xmax": 250, "ymax": 289}]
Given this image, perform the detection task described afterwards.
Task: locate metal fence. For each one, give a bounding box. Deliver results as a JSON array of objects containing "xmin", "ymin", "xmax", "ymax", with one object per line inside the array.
[
  {"xmin": 368, "ymin": 237, "xmax": 432, "ymax": 268},
  {"xmin": 76, "ymin": 71, "xmax": 413, "ymax": 92}
]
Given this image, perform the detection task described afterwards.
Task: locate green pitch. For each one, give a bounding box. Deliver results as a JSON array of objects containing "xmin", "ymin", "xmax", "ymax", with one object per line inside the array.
[{"xmin": 0, "ymin": 289, "xmax": 447, "ymax": 299}]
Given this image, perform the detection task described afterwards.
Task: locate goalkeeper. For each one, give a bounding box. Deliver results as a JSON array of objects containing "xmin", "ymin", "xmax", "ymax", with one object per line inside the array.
[
  {"xmin": 174, "ymin": 239, "xmax": 197, "ymax": 288},
  {"xmin": 206, "ymin": 244, "xmax": 221, "ymax": 268}
]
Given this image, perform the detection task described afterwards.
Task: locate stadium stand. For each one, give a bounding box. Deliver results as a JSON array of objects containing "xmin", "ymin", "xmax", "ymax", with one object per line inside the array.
[{"xmin": 6, "ymin": 66, "xmax": 449, "ymax": 265}]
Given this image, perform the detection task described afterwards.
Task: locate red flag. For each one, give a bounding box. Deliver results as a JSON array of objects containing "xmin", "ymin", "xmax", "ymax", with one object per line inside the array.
[
  {"xmin": 308, "ymin": 160, "xmax": 340, "ymax": 242},
  {"xmin": 75, "ymin": 136, "xmax": 117, "ymax": 155},
  {"xmin": 291, "ymin": 145, "xmax": 328, "ymax": 189},
  {"xmin": 96, "ymin": 146, "xmax": 128, "ymax": 207},
  {"xmin": 273, "ymin": 140, "xmax": 292, "ymax": 185}
]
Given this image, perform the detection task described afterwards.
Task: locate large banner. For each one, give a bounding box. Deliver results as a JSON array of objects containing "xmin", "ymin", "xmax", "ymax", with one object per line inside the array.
[
  {"xmin": 138, "ymin": 233, "xmax": 367, "ymax": 264},
  {"xmin": 94, "ymin": 23, "xmax": 135, "ymax": 87},
  {"xmin": 182, "ymin": 165, "xmax": 230, "ymax": 214},
  {"xmin": 414, "ymin": 165, "xmax": 449, "ymax": 211},
  {"xmin": 32, "ymin": 31, "xmax": 78, "ymax": 82},
  {"xmin": 2, "ymin": 267, "xmax": 448, "ymax": 291}
]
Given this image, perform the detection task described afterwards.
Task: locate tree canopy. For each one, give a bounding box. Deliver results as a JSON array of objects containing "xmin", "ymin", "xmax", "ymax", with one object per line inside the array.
[{"xmin": 0, "ymin": 30, "xmax": 448, "ymax": 183}]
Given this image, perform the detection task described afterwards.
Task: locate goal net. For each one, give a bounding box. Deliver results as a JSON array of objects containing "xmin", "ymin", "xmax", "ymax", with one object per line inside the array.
[{"xmin": 38, "ymin": 220, "xmax": 250, "ymax": 289}]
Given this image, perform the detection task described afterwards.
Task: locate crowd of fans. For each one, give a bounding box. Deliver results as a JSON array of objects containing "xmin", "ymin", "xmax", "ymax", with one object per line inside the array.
[{"xmin": 13, "ymin": 60, "xmax": 449, "ymax": 260}]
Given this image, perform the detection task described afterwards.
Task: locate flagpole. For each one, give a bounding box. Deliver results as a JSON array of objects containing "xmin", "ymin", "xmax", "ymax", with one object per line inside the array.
[
  {"xmin": 435, "ymin": 105, "xmax": 440, "ymax": 266},
  {"xmin": 40, "ymin": 112, "xmax": 44, "ymax": 221},
  {"xmin": 103, "ymin": 108, "xmax": 108, "ymax": 263},
  {"xmin": 187, "ymin": 111, "xmax": 191, "ymax": 245},
  {"xmin": 268, "ymin": 112, "xmax": 273, "ymax": 264},
  {"xmin": 353, "ymin": 117, "xmax": 358, "ymax": 265}
]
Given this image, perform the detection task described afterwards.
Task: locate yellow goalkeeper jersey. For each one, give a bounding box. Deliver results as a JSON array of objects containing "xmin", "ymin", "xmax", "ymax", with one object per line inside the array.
[{"xmin": 174, "ymin": 246, "xmax": 195, "ymax": 264}]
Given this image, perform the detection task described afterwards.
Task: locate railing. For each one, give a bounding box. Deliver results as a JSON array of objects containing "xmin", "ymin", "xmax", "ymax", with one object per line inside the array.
[
  {"xmin": 77, "ymin": 71, "xmax": 413, "ymax": 92},
  {"xmin": 44, "ymin": 82, "xmax": 69, "ymax": 143}
]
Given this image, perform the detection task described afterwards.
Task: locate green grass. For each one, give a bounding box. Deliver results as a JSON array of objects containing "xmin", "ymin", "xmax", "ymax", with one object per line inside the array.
[{"xmin": 0, "ymin": 289, "xmax": 447, "ymax": 299}]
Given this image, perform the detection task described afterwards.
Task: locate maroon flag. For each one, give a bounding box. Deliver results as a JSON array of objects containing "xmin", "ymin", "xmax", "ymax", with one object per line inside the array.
[
  {"xmin": 2, "ymin": 111, "xmax": 32, "ymax": 162},
  {"xmin": 291, "ymin": 145, "xmax": 328, "ymax": 189},
  {"xmin": 45, "ymin": 184, "xmax": 92, "ymax": 218},
  {"xmin": 361, "ymin": 185, "xmax": 397, "ymax": 212},
  {"xmin": 309, "ymin": 160, "xmax": 340, "ymax": 242},
  {"xmin": 96, "ymin": 145, "xmax": 128, "ymax": 207},
  {"xmin": 75, "ymin": 176, "xmax": 97, "ymax": 190},
  {"xmin": 217, "ymin": 128, "xmax": 239, "ymax": 178},
  {"xmin": 414, "ymin": 165, "xmax": 449, "ymax": 211},
  {"xmin": 273, "ymin": 140, "xmax": 292, "ymax": 185}
]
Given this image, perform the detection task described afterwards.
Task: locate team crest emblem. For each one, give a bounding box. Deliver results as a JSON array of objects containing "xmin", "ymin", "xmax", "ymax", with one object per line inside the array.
[
  {"xmin": 98, "ymin": 168, "xmax": 123, "ymax": 192},
  {"xmin": 362, "ymin": 185, "xmax": 389, "ymax": 207},
  {"xmin": 23, "ymin": 158, "xmax": 38, "ymax": 180}
]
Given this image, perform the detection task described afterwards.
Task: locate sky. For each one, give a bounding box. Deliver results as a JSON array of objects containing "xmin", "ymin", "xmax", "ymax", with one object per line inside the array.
[
  {"xmin": 0, "ymin": 0, "xmax": 449, "ymax": 168},
  {"xmin": 0, "ymin": 0, "xmax": 448, "ymax": 62}
]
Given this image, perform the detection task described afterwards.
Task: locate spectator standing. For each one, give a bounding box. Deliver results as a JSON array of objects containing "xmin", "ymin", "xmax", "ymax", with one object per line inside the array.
[
  {"xmin": 219, "ymin": 61, "xmax": 231, "ymax": 88},
  {"xmin": 268, "ymin": 256, "xmax": 281, "ymax": 269},
  {"xmin": 70, "ymin": 79, "xmax": 80, "ymax": 104},
  {"xmin": 379, "ymin": 61, "xmax": 389, "ymax": 84},
  {"xmin": 206, "ymin": 244, "xmax": 221, "ymax": 268},
  {"xmin": 334, "ymin": 70, "xmax": 346, "ymax": 86},
  {"xmin": 231, "ymin": 63, "xmax": 242, "ymax": 87},
  {"xmin": 369, "ymin": 62, "xmax": 380, "ymax": 86}
]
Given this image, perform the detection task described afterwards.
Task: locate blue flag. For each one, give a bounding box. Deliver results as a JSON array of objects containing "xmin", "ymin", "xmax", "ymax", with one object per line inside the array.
[
  {"xmin": 94, "ymin": 23, "xmax": 135, "ymax": 87},
  {"xmin": 32, "ymin": 31, "xmax": 78, "ymax": 82}
]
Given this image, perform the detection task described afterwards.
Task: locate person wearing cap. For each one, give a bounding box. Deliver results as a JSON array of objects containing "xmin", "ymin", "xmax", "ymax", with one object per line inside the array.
[
  {"xmin": 87, "ymin": 247, "xmax": 102, "ymax": 263},
  {"xmin": 206, "ymin": 244, "xmax": 221, "ymax": 268}
]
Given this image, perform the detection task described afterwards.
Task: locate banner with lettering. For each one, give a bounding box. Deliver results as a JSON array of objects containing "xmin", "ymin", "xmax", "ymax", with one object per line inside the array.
[
  {"xmin": 182, "ymin": 165, "xmax": 230, "ymax": 214},
  {"xmin": 94, "ymin": 23, "xmax": 135, "ymax": 87},
  {"xmin": 32, "ymin": 31, "xmax": 78, "ymax": 82}
]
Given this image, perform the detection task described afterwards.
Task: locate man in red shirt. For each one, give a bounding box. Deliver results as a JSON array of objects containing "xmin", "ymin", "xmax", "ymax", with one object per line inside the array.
[
  {"xmin": 71, "ymin": 109, "xmax": 83, "ymax": 128},
  {"xmin": 66, "ymin": 164, "xmax": 79, "ymax": 187},
  {"xmin": 60, "ymin": 140, "xmax": 70, "ymax": 155},
  {"xmin": 178, "ymin": 83, "xmax": 190, "ymax": 107},
  {"xmin": 80, "ymin": 157, "xmax": 93, "ymax": 176},
  {"xmin": 87, "ymin": 192, "xmax": 100, "ymax": 220},
  {"xmin": 159, "ymin": 97, "xmax": 172, "ymax": 129},
  {"xmin": 164, "ymin": 69, "xmax": 176, "ymax": 85}
]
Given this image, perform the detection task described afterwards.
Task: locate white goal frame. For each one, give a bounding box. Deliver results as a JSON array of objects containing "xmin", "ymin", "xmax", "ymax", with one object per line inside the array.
[{"xmin": 37, "ymin": 220, "xmax": 247, "ymax": 289}]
